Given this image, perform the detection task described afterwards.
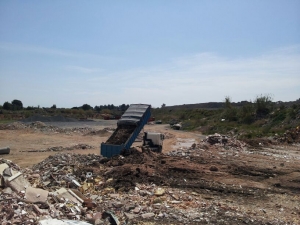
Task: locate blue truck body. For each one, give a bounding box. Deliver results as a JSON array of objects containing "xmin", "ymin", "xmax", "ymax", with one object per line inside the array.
[{"xmin": 100, "ymin": 104, "xmax": 151, "ymax": 158}]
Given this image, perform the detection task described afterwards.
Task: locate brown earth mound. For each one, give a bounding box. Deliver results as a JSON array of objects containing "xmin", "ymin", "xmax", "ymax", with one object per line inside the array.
[{"xmin": 106, "ymin": 125, "xmax": 136, "ymax": 145}]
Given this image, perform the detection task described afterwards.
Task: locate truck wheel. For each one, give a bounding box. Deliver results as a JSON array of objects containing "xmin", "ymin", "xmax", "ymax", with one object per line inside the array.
[{"xmin": 158, "ymin": 146, "xmax": 162, "ymax": 153}]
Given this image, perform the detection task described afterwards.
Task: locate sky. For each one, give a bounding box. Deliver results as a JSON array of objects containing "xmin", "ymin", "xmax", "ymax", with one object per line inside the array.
[{"xmin": 0, "ymin": 1, "xmax": 299, "ymax": 108}]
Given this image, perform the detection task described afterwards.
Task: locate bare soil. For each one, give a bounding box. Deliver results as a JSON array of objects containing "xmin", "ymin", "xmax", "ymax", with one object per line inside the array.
[{"xmin": 0, "ymin": 122, "xmax": 300, "ymax": 224}]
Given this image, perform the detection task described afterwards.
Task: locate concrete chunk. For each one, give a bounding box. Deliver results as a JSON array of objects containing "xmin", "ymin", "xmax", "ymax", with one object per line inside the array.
[
  {"xmin": 25, "ymin": 187, "xmax": 49, "ymax": 203},
  {"xmin": 6, "ymin": 172, "xmax": 30, "ymax": 192},
  {"xmin": 141, "ymin": 212, "xmax": 155, "ymax": 219},
  {"xmin": 56, "ymin": 188, "xmax": 82, "ymax": 205},
  {"xmin": 0, "ymin": 163, "xmax": 9, "ymax": 175}
]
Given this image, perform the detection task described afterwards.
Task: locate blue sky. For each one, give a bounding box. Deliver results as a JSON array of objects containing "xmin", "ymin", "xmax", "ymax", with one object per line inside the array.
[{"xmin": 0, "ymin": 1, "xmax": 299, "ymax": 108}]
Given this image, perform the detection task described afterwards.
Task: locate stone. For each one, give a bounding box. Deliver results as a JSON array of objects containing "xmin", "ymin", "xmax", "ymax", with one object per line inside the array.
[
  {"xmin": 6, "ymin": 172, "xmax": 30, "ymax": 192},
  {"xmin": 92, "ymin": 212, "xmax": 102, "ymax": 223},
  {"xmin": 124, "ymin": 212, "xmax": 137, "ymax": 220},
  {"xmin": 209, "ymin": 166, "xmax": 219, "ymax": 171},
  {"xmin": 113, "ymin": 202, "xmax": 124, "ymax": 208},
  {"xmin": 132, "ymin": 207, "xmax": 140, "ymax": 214},
  {"xmin": 125, "ymin": 204, "xmax": 135, "ymax": 212},
  {"xmin": 56, "ymin": 188, "xmax": 82, "ymax": 205},
  {"xmin": 0, "ymin": 163, "xmax": 9, "ymax": 174},
  {"xmin": 94, "ymin": 219, "xmax": 104, "ymax": 225},
  {"xmin": 2, "ymin": 187, "xmax": 12, "ymax": 194},
  {"xmin": 25, "ymin": 187, "xmax": 49, "ymax": 203},
  {"xmin": 154, "ymin": 188, "xmax": 165, "ymax": 196},
  {"xmin": 153, "ymin": 198, "xmax": 163, "ymax": 204},
  {"xmin": 109, "ymin": 193, "xmax": 120, "ymax": 198},
  {"xmin": 33, "ymin": 205, "xmax": 48, "ymax": 215},
  {"xmin": 141, "ymin": 212, "xmax": 155, "ymax": 219},
  {"xmin": 3, "ymin": 167, "xmax": 12, "ymax": 177}
]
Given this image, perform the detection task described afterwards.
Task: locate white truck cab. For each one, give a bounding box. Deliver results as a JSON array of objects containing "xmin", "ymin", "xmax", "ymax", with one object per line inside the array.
[{"xmin": 143, "ymin": 132, "xmax": 164, "ymax": 152}]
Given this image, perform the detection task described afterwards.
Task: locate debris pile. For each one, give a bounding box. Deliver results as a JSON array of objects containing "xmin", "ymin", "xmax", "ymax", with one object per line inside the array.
[
  {"xmin": 0, "ymin": 149, "xmax": 294, "ymax": 225},
  {"xmin": 20, "ymin": 144, "xmax": 95, "ymax": 153},
  {"xmin": 167, "ymin": 134, "xmax": 247, "ymax": 157},
  {"xmin": 274, "ymin": 126, "xmax": 300, "ymax": 143},
  {"xmin": 0, "ymin": 121, "xmax": 111, "ymax": 136},
  {"xmin": 203, "ymin": 133, "xmax": 248, "ymax": 150}
]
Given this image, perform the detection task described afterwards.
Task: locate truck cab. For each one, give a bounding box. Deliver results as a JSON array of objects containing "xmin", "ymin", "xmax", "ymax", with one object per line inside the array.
[{"xmin": 143, "ymin": 132, "xmax": 165, "ymax": 153}]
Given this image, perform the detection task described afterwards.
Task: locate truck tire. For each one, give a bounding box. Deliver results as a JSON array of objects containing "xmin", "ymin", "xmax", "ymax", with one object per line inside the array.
[{"xmin": 158, "ymin": 146, "xmax": 162, "ymax": 153}]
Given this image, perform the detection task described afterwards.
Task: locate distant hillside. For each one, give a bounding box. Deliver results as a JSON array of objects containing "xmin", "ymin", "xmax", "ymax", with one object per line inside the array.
[{"xmin": 163, "ymin": 99, "xmax": 300, "ymax": 110}]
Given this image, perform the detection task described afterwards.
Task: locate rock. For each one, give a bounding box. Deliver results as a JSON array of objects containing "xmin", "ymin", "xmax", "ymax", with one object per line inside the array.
[
  {"xmin": 5, "ymin": 172, "xmax": 31, "ymax": 192},
  {"xmin": 94, "ymin": 219, "xmax": 104, "ymax": 225},
  {"xmin": 124, "ymin": 212, "xmax": 137, "ymax": 220},
  {"xmin": 92, "ymin": 212, "xmax": 103, "ymax": 223},
  {"xmin": 132, "ymin": 207, "xmax": 140, "ymax": 214},
  {"xmin": 141, "ymin": 212, "xmax": 155, "ymax": 219},
  {"xmin": 154, "ymin": 188, "xmax": 165, "ymax": 196},
  {"xmin": 25, "ymin": 187, "xmax": 49, "ymax": 203},
  {"xmin": 153, "ymin": 198, "xmax": 163, "ymax": 204},
  {"xmin": 2, "ymin": 187, "xmax": 12, "ymax": 194},
  {"xmin": 113, "ymin": 202, "xmax": 124, "ymax": 208},
  {"xmin": 209, "ymin": 166, "xmax": 219, "ymax": 171}
]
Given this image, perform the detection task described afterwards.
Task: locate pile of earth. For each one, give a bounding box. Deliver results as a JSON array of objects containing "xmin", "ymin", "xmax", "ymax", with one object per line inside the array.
[
  {"xmin": 105, "ymin": 125, "xmax": 136, "ymax": 145},
  {"xmin": 100, "ymin": 149, "xmax": 265, "ymax": 196},
  {"xmin": 274, "ymin": 126, "xmax": 300, "ymax": 143},
  {"xmin": 21, "ymin": 115, "xmax": 78, "ymax": 122}
]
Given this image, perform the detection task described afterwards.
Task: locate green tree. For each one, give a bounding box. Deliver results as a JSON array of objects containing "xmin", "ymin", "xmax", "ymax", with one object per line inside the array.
[
  {"xmin": 3, "ymin": 102, "xmax": 12, "ymax": 110},
  {"xmin": 11, "ymin": 99, "xmax": 23, "ymax": 110},
  {"xmin": 51, "ymin": 104, "xmax": 57, "ymax": 109},
  {"xmin": 82, "ymin": 104, "xmax": 92, "ymax": 111}
]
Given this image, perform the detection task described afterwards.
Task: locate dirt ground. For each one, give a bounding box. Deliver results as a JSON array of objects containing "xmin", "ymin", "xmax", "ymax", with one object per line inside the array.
[
  {"xmin": 1, "ymin": 121, "xmax": 300, "ymax": 224},
  {"xmin": 0, "ymin": 123, "xmax": 201, "ymax": 168}
]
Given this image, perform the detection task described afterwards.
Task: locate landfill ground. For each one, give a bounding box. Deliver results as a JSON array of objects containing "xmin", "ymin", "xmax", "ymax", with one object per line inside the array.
[{"xmin": 0, "ymin": 120, "xmax": 300, "ymax": 224}]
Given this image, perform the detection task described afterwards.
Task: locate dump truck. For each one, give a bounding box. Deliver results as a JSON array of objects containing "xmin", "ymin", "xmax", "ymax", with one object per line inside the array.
[{"xmin": 100, "ymin": 104, "xmax": 152, "ymax": 158}]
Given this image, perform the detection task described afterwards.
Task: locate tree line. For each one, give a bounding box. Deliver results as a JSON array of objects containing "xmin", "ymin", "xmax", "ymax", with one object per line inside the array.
[{"xmin": 1, "ymin": 100, "xmax": 129, "ymax": 112}]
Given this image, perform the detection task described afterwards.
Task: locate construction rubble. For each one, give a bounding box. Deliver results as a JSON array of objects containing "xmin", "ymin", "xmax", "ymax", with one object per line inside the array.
[
  {"xmin": 20, "ymin": 144, "xmax": 95, "ymax": 153},
  {"xmin": 1, "ymin": 138, "xmax": 296, "ymax": 225},
  {"xmin": 167, "ymin": 133, "xmax": 248, "ymax": 157}
]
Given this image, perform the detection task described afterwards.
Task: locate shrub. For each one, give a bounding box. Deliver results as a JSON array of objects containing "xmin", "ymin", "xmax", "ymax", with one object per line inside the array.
[{"xmin": 254, "ymin": 94, "xmax": 273, "ymax": 118}]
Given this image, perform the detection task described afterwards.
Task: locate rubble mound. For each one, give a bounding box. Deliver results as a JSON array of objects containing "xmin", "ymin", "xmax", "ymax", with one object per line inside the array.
[
  {"xmin": 84, "ymin": 128, "xmax": 111, "ymax": 136},
  {"xmin": 274, "ymin": 126, "xmax": 300, "ymax": 143},
  {"xmin": 0, "ymin": 121, "xmax": 110, "ymax": 136},
  {"xmin": 20, "ymin": 144, "xmax": 95, "ymax": 152},
  {"xmin": 0, "ymin": 121, "xmax": 27, "ymax": 130},
  {"xmin": 103, "ymin": 149, "xmax": 206, "ymax": 191},
  {"xmin": 1, "ymin": 146, "xmax": 297, "ymax": 224},
  {"xmin": 21, "ymin": 115, "xmax": 78, "ymax": 122}
]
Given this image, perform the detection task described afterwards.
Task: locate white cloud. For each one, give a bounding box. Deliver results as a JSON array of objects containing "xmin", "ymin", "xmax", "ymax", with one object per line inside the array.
[
  {"xmin": 1, "ymin": 44, "xmax": 299, "ymax": 108},
  {"xmin": 84, "ymin": 45, "xmax": 300, "ymax": 107}
]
